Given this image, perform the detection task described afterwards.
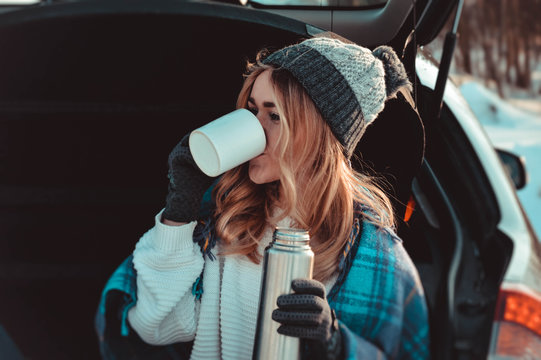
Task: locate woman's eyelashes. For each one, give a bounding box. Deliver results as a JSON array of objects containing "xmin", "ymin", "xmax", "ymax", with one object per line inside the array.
[
  {"xmin": 248, "ymin": 106, "xmax": 258, "ymax": 116},
  {"xmin": 269, "ymin": 112, "xmax": 280, "ymax": 122},
  {"xmin": 247, "ymin": 106, "xmax": 280, "ymax": 123}
]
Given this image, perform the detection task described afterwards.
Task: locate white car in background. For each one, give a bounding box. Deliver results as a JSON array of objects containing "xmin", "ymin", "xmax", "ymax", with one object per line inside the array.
[{"xmin": 0, "ymin": 0, "xmax": 539, "ymax": 359}]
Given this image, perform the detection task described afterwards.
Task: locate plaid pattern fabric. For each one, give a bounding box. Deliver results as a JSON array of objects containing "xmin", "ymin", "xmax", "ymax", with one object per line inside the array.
[
  {"xmin": 96, "ymin": 255, "xmax": 137, "ymax": 339},
  {"xmin": 328, "ymin": 221, "xmax": 430, "ymax": 359}
]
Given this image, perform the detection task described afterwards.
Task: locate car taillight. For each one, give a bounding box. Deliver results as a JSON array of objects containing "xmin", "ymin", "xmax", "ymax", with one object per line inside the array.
[{"xmin": 489, "ymin": 284, "xmax": 541, "ymax": 358}]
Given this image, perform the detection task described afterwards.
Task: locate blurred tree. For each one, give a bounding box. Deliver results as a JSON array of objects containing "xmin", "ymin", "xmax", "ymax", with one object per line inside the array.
[{"xmin": 449, "ymin": 0, "xmax": 541, "ymax": 96}]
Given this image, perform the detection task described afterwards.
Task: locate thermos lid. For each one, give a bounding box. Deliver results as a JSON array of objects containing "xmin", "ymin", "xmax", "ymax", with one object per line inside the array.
[{"xmin": 273, "ymin": 228, "xmax": 310, "ymax": 242}]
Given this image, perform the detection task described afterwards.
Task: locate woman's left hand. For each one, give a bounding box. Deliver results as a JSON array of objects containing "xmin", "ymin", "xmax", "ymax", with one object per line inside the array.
[{"xmin": 272, "ymin": 279, "xmax": 343, "ymax": 360}]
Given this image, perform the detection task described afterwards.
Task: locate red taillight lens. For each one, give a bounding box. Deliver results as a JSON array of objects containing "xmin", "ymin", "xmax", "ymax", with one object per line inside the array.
[
  {"xmin": 491, "ymin": 285, "xmax": 541, "ymax": 358},
  {"xmin": 500, "ymin": 290, "xmax": 541, "ymax": 336}
]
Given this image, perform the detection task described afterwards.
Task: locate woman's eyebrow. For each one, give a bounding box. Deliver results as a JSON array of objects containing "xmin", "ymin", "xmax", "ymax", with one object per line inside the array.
[{"xmin": 248, "ymin": 97, "xmax": 276, "ymax": 108}]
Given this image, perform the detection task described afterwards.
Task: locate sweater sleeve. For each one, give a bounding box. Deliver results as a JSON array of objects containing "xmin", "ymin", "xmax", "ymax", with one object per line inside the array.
[{"xmin": 127, "ymin": 210, "xmax": 205, "ymax": 346}]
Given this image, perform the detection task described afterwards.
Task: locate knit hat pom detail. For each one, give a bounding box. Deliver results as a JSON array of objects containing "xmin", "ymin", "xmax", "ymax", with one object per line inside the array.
[{"xmin": 372, "ymin": 46, "xmax": 412, "ymax": 98}]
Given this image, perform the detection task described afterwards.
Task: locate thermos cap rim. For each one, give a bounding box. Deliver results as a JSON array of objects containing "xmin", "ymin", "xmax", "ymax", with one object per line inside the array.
[{"xmin": 273, "ymin": 227, "xmax": 310, "ymax": 242}]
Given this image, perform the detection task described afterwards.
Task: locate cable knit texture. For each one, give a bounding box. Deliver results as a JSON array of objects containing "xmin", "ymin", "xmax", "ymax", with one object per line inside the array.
[
  {"xmin": 128, "ymin": 214, "xmax": 203, "ymax": 345},
  {"xmin": 304, "ymin": 38, "xmax": 387, "ymax": 126},
  {"xmin": 128, "ymin": 212, "xmax": 334, "ymax": 360}
]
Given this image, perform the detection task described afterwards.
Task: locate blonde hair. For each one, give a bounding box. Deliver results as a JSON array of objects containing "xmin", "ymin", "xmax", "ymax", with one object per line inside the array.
[{"xmin": 213, "ymin": 57, "xmax": 395, "ymax": 282}]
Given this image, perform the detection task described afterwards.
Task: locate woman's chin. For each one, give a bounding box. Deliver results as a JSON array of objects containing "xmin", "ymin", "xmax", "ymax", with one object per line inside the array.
[
  {"xmin": 249, "ymin": 164, "xmax": 272, "ymax": 184},
  {"xmin": 248, "ymin": 166, "xmax": 265, "ymax": 184},
  {"xmin": 248, "ymin": 158, "xmax": 280, "ymax": 184}
]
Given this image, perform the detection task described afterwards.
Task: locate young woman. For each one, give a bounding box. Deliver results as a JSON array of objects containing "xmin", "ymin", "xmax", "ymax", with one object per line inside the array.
[{"xmin": 97, "ymin": 36, "xmax": 430, "ymax": 360}]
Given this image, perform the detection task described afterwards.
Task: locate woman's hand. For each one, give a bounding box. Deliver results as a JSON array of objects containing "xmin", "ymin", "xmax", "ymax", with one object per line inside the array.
[
  {"xmin": 272, "ymin": 279, "xmax": 343, "ymax": 360},
  {"xmin": 162, "ymin": 134, "xmax": 214, "ymax": 224}
]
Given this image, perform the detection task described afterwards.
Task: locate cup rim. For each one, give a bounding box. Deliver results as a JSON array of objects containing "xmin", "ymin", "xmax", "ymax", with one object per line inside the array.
[{"xmin": 189, "ymin": 130, "xmax": 221, "ymax": 177}]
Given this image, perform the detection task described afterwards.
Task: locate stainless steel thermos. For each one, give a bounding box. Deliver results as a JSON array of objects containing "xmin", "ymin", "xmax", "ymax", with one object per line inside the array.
[{"xmin": 252, "ymin": 228, "xmax": 314, "ymax": 360}]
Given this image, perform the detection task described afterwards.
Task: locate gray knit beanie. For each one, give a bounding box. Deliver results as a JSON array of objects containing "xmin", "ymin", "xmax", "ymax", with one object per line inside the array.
[{"xmin": 262, "ymin": 37, "xmax": 412, "ymax": 158}]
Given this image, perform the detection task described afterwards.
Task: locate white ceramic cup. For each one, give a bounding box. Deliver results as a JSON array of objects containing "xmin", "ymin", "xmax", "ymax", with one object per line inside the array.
[{"xmin": 189, "ymin": 109, "xmax": 266, "ymax": 177}]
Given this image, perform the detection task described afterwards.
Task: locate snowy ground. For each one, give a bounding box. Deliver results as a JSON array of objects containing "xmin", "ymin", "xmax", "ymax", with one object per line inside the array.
[{"xmin": 459, "ymin": 79, "xmax": 541, "ymax": 239}]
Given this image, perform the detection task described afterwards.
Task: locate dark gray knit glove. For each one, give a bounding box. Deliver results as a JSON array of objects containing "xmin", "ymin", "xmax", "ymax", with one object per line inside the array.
[
  {"xmin": 162, "ymin": 134, "xmax": 214, "ymax": 223},
  {"xmin": 272, "ymin": 279, "xmax": 343, "ymax": 360}
]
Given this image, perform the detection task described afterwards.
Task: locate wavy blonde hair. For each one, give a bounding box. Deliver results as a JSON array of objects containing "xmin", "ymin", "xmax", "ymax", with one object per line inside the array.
[{"xmin": 213, "ymin": 57, "xmax": 395, "ymax": 282}]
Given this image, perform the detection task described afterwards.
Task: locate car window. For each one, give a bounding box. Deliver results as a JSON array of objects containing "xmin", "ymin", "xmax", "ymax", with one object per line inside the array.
[
  {"xmin": 0, "ymin": 0, "xmax": 39, "ymax": 4},
  {"xmin": 250, "ymin": 0, "xmax": 386, "ymax": 8}
]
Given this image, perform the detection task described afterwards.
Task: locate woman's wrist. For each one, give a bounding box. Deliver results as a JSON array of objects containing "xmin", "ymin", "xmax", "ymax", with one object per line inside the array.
[
  {"xmin": 161, "ymin": 217, "xmax": 188, "ymax": 226},
  {"xmin": 152, "ymin": 212, "xmax": 198, "ymax": 252}
]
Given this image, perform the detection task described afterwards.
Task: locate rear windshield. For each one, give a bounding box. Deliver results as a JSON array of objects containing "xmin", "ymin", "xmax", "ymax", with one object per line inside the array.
[
  {"xmin": 0, "ymin": 0, "xmax": 40, "ymax": 4},
  {"xmin": 250, "ymin": 0, "xmax": 387, "ymax": 8}
]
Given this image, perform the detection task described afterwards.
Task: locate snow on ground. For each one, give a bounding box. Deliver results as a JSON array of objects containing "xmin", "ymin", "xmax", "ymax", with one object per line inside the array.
[{"xmin": 460, "ymin": 80, "xmax": 541, "ymax": 238}]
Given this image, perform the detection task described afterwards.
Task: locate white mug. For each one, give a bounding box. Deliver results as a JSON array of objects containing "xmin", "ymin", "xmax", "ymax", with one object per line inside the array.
[{"xmin": 189, "ymin": 109, "xmax": 266, "ymax": 177}]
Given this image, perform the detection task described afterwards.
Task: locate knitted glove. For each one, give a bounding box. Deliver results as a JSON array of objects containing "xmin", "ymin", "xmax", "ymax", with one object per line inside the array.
[
  {"xmin": 162, "ymin": 134, "xmax": 214, "ymax": 223},
  {"xmin": 272, "ymin": 279, "xmax": 343, "ymax": 360}
]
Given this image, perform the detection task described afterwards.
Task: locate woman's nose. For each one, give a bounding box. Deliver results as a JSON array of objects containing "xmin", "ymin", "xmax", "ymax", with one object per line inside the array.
[
  {"xmin": 256, "ymin": 113, "xmax": 265, "ymax": 126},
  {"xmin": 257, "ymin": 116, "xmax": 269, "ymax": 145}
]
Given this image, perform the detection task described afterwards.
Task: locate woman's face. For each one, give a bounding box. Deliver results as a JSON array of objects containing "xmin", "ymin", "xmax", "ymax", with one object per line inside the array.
[{"xmin": 247, "ymin": 69, "xmax": 282, "ymax": 184}]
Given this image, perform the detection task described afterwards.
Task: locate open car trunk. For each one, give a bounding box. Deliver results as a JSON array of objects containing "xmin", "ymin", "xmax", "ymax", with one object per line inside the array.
[{"xmin": 0, "ymin": 2, "xmax": 318, "ymax": 357}]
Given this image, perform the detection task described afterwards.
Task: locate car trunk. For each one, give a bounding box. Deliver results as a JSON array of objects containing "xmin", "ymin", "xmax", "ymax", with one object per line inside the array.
[{"xmin": 0, "ymin": 1, "xmax": 315, "ymax": 357}]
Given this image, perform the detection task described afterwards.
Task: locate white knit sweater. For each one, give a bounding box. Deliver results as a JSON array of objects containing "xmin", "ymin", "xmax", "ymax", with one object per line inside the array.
[{"xmin": 128, "ymin": 211, "xmax": 334, "ymax": 360}]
